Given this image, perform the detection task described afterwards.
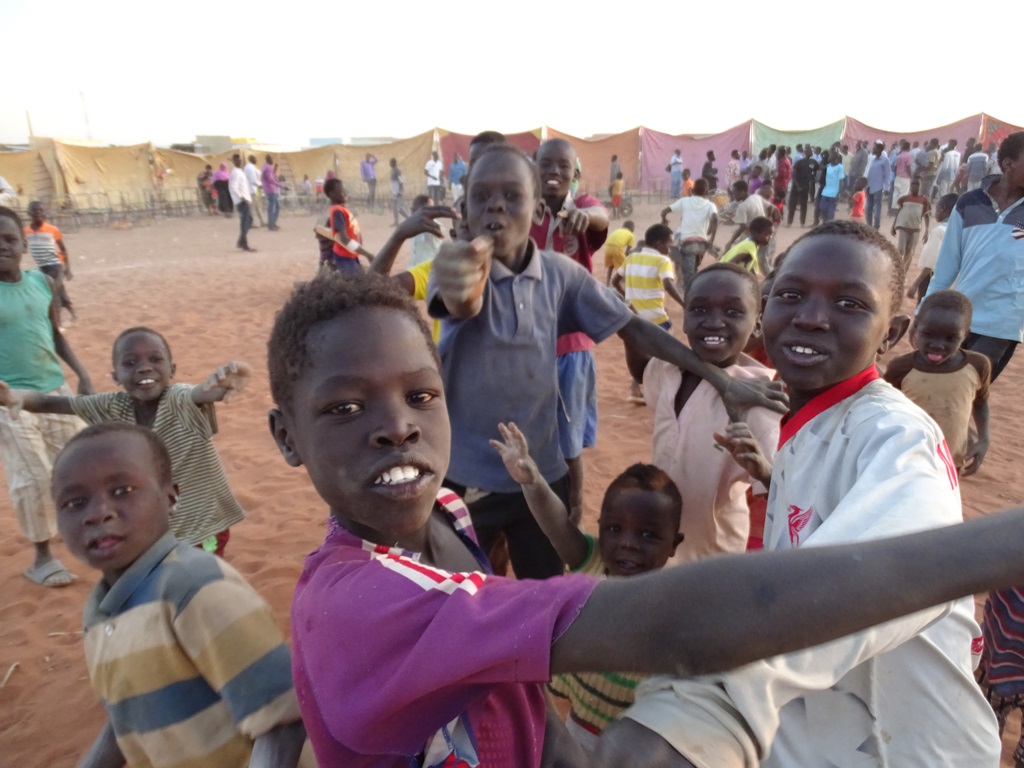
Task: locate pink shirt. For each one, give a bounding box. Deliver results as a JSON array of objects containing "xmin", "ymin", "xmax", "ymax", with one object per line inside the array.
[
  {"xmin": 291, "ymin": 489, "xmax": 597, "ymax": 768},
  {"xmin": 895, "ymin": 151, "xmax": 915, "ymax": 179},
  {"xmin": 644, "ymin": 355, "xmax": 781, "ymax": 563},
  {"xmin": 530, "ymin": 194, "xmax": 608, "ymax": 356}
]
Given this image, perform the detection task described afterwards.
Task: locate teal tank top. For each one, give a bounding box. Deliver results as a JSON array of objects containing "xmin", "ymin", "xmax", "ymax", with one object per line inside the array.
[{"xmin": 0, "ymin": 270, "xmax": 66, "ymax": 392}]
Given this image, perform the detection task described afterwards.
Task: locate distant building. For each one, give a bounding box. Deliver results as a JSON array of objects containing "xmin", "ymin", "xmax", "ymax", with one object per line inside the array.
[
  {"xmin": 195, "ymin": 135, "xmax": 233, "ymax": 154},
  {"xmin": 309, "ymin": 138, "xmax": 344, "ymax": 148}
]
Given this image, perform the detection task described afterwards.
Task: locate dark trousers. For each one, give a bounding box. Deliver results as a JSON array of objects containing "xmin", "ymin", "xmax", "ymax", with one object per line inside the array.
[
  {"xmin": 236, "ymin": 201, "xmax": 252, "ymax": 248},
  {"xmin": 963, "ymin": 333, "xmax": 1018, "ymax": 382},
  {"xmin": 366, "ymin": 179, "xmax": 376, "ymax": 205},
  {"xmin": 446, "ymin": 474, "xmax": 571, "ymax": 579},
  {"xmin": 787, "ymin": 186, "xmax": 809, "ymax": 226}
]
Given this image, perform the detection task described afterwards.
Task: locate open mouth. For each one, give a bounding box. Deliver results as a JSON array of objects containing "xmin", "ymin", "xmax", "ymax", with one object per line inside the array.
[
  {"xmin": 136, "ymin": 378, "xmax": 157, "ymax": 386},
  {"xmin": 782, "ymin": 343, "xmax": 829, "ymax": 364},
  {"xmin": 614, "ymin": 559, "xmax": 646, "ymax": 575},
  {"xmin": 700, "ymin": 335, "xmax": 729, "ymax": 348},
  {"xmin": 88, "ymin": 534, "xmax": 124, "ymax": 557},
  {"xmin": 484, "ymin": 222, "xmax": 505, "ymax": 234},
  {"xmin": 925, "ymin": 352, "xmax": 948, "ymax": 363},
  {"xmin": 373, "ymin": 465, "xmax": 424, "ymax": 486}
]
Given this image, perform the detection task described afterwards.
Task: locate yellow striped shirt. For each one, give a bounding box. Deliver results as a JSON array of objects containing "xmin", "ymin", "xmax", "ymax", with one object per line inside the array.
[{"xmin": 616, "ymin": 248, "xmax": 676, "ymax": 325}]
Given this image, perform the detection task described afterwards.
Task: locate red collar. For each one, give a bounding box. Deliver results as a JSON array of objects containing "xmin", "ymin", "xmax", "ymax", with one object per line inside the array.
[{"xmin": 778, "ymin": 366, "xmax": 880, "ymax": 449}]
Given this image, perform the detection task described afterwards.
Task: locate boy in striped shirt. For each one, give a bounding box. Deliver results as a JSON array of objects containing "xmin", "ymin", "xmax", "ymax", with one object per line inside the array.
[
  {"xmin": 25, "ymin": 201, "xmax": 75, "ymax": 320},
  {"xmin": 612, "ymin": 223, "xmax": 685, "ymax": 402}
]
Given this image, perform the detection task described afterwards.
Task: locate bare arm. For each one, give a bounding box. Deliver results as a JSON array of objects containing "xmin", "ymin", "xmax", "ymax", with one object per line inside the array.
[
  {"xmin": 906, "ymin": 267, "xmax": 932, "ymax": 299},
  {"xmin": 617, "ymin": 315, "xmax": 788, "ymax": 415},
  {"xmin": 431, "ymin": 238, "xmax": 491, "ymax": 319},
  {"xmin": 552, "ymin": 505, "xmax": 1024, "ymax": 677},
  {"xmin": 47, "ymin": 277, "xmax": 93, "ymax": 394},
  {"xmin": 370, "ymin": 206, "xmax": 458, "ymax": 276},
  {"xmin": 490, "ymin": 423, "xmax": 589, "ymax": 569},
  {"xmin": 662, "ymin": 277, "xmax": 685, "ymax": 310},
  {"xmin": 0, "ymin": 382, "xmax": 75, "ymax": 415},
  {"xmin": 190, "ymin": 361, "xmax": 252, "ymax": 405},
  {"xmin": 611, "ymin": 271, "xmax": 625, "ymax": 297},
  {"xmin": 707, "ymin": 213, "xmax": 718, "ymax": 248},
  {"xmin": 962, "ymin": 400, "xmax": 990, "ymax": 477},
  {"xmin": 57, "ymin": 236, "xmax": 72, "ymax": 278},
  {"xmin": 249, "ymin": 721, "xmax": 306, "ymax": 768},
  {"xmin": 723, "ymin": 223, "xmax": 747, "ymax": 250},
  {"xmin": 77, "ymin": 722, "xmax": 125, "ymax": 768},
  {"xmin": 660, "ymin": 206, "xmax": 672, "ymax": 223}
]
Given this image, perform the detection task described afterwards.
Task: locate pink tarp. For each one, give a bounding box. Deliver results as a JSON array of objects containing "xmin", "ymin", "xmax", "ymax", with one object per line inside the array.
[
  {"xmin": 639, "ymin": 121, "xmax": 752, "ymax": 192},
  {"xmin": 546, "ymin": 127, "xmax": 641, "ymax": 195},
  {"xmin": 842, "ymin": 115, "xmax": 984, "ymax": 152},
  {"xmin": 980, "ymin": 114, "xmax": 1024, "ymax": 150},
  {"xmin": 437, "ymin": 129, "xmax": 541, "ymax": 170}
]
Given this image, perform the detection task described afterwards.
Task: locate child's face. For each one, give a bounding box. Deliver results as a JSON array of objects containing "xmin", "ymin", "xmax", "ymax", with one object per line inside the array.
[
  {"xmin": 752, "ymin": 228, "xmax": 772, "ymax": 247},
  {"xmin": 269, "ymin": 308, "xmax": 450, "ymax": 546},
  {"xmin": 910, "ymin": 181, "xmax": 921, "ymax": 196},
  {"xmin": 54, "ymin": 432, "xmax": 176, "ymax": 585},
  {"xmin": 763, "ymin": 235, "xmax": 908, "ymax": 411},
  {"xmin": 598, "ymin": 488, "xmax": 682, "ymax": 576},
  {"xmin": 466, "ymin": 152, "xmax": 539, "ymax": 268},
  {"xmin": 328, "ymin": 185, "xmax": 347, "ymax": 204},
  {"xmin": 0, "ymin": 218, "xmax": 24, "ymax": 278},
  {"xmin": 28, "ymin": 203, "xmax": 45, "ymax": 224},
  {"xmin": 112, "ymin": 332, "xmax": 175, "ymax": 402},
  {"xmin": 536, "ymin": 141, "xmax": 575, "ymax": 200},
  {"xmin": 911, "ymin": 307, "xmax": 967, "ymax": 367},
  {"xmin": 936, "ymin": 203, "xmax": 952, "ymax": 222},
  {"xmin": 683, "ymin": 271, "xmax": 760, "ymax": 368}
]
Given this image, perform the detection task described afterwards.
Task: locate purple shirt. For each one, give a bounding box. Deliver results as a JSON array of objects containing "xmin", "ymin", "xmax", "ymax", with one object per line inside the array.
[
  {"xmin": 261, "ymin": 163, "xmax": 280, "ymax": 195},
  {"xmin": 291, "ymin": 489, "xmax": 597, "ymax": 768},
  {"xmin": 360, "ymin": 159, "xmax": 377, "ymax": 182}
]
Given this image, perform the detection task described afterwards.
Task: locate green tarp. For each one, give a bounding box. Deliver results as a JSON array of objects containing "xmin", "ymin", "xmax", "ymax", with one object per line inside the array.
[{"xmin": 752, "ymin": 118, "xmax": 847, "ymax": 153}]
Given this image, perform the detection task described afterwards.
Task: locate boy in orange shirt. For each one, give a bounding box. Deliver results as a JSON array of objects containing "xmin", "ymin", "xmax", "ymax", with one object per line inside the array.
[{"xmin": 25, "ymin": 201, "xmax": 74, "ymax": 320}]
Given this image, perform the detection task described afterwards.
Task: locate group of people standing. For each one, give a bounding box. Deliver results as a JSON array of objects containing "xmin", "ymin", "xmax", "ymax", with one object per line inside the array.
[{"xmin": 197, "ymin": 154, "xmax": 285, "ymax": 251}]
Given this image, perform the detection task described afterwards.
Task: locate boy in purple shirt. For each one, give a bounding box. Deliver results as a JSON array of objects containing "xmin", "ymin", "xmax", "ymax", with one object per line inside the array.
[{"xmin": 268, "ymin": 269, "xmax": 1024, "ymax": 768}]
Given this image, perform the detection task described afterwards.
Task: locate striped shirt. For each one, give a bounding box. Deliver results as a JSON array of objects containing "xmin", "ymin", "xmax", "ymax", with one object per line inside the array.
[
  {"xmin": 70, "ymin": 384, "xmax": 245, "ymax": 544},
  {"xmin": 23, "ymin": 222, "xmax": 64, "ymax": 268},
  {"xmin": 548, "ymin": 535, "xmax": 644, "ymax": 734},
  {"xmin": 83, "ymin": 534, "xmax": 302, "ymax": 768},
  {"xmin": 983, "ymin": 587, "xmax": 1024, "ymax": 697},
  {"xmin": 616, "ymin": 248, "xmax": 676, "ymax": 325}
]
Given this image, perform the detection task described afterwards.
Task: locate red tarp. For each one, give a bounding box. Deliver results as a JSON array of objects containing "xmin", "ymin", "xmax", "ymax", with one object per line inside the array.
[
  {"xmin": 842, "ymin": 115, "xmax": 984, "ymax": 152},
  {"xmin": 545, "ymin": 127, "xmax": 641, "ymax": 196},
  {"xmin": 437, "ymin": 129, "xmax": 541, "ymax": 170},
  {"xmin": 639, "ymin": 121, "xmax": 752, "ymax": 192},
  {"xmin": 980, "ymin": 114, "xmax": 1024, "ymax": 150}
]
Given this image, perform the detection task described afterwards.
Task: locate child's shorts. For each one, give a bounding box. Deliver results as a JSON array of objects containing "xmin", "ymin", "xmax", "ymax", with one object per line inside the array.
[
  {"xmin": 604, "ymin": 246, "xmax": 627, "ymax": 270},
  {"xmin": 611, "ymin": 194, "xmax": 623, "ymax": 207},
  {"xmin": 556, "ymin": 349, "xmax": 598, "ymax": 459}
]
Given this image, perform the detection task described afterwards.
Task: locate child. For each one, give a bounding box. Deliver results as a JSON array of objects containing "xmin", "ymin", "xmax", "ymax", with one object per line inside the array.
[
  {"xmin": 607, "ymin": 220, "xmax": 1006, "ymax": 767},
  {"xmin": 491, "ymin": 422, "xmax": 684, "ymax": 753},
  {"xmin": 0, "ymin": 205, "xmax": 93, "ymax": 588},
  {"xmin": 25, "ymin": 200, "xmax": 75, "ymax": 321},
  {"xmin": 269, "ymin": 269, "xmax": 1024, "ymax": 767},
  {"xmin": 431, "ymin": 144, "xmax": 785, "ymax": 578},
  {"xmin": 849, "ymin": 176, "xmax": 868, "ymax": 221},
  {"xmin": 53, "ymin": 423, "xmax": 308, "ymax": 768},
  {"xmin": 747, "ymin": 165, "xmax": 764, "ymax": 195},
  {"xmin": 603, "ymin": 219, "xmax": 635, "ymax": 285},
  {"xmin": 681, "ymin": 168, "xmax": 694, "ymax": 197},
  {"xmin": 891, "ymin": 176, "xmax": 932, "ymax": 272},
  {"xmin": 719, "ymin": 215, "xmax": 774, "ymax": 275},
  {"xmin": 625, "ymin": 262, "xmax": 779, "ymax": 562},
  {"xmin": 1, "ymin": 327, "xmax": 248, "ymax": 555},
  {"xmin": 884, "ymin": 290, "xmax": 990, "ymax": 474},
  {"xmin": 314, "ymin": 177, "xmax": 375, "ymax": 273},
  {"xmin": 907, "ymin": 192, "xmax": 957, "ymax": 303},
  {"xmin": 611, "ymin": 171, "xmax": 625, "ymax": 218},
  {"xmin": 407, "ymin": 194, "xmax": 444, "ymax": 267},
  {"xmin": 612, "ymin": 224, "xmax": 685, "ymax": 403}
]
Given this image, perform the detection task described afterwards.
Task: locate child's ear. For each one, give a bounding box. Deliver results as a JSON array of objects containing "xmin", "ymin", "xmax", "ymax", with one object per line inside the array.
[
  {"xmin": 166, "ymin": 482, "xmax": 181, "ymax": 513},
  {"xmin": 268, "ymin": 408, "xmax": 303, "ymax": 467},
  {"xmin": 111, "ymin": 369, "xmax": 119, "ymax": 385},
  {"xmin": 170, "ymin": 362, "xmax": 176, "ymax": 378},
  {"xmin": 672, "ymin": 532, "xmax": 685, "ymax": 553},
  {"xmin": 533, "ymin": 199, "xmax": 546, "ymax": 226},
  {"xmin": 879, "ymin": 314, "xmax": 911, "ymax": 355}
]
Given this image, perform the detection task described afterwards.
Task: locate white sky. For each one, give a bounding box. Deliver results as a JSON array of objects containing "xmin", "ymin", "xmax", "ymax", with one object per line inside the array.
[{"xmin": 2, "ymin": 0, "xmax": 1019, "ymax": 149}]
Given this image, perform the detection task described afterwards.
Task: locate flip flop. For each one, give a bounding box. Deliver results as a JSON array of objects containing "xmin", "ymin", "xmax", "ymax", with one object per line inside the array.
[{"xmin": 23, "ymin": 559, "xmax": 77, "ymax": 588}]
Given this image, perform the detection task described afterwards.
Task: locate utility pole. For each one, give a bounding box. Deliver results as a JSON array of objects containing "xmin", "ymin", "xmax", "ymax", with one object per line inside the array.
[
  {"xmin": 80, "ymin": 92, "xmax": 92, "ymax": 141},
  {"xmin": 25, "ymin": 110, "xmax": 34, "ymax": 139}
]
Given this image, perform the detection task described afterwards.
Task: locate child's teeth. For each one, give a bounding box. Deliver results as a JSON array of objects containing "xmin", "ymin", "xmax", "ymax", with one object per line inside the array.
[{"xmin": 377, "ymin": 466, "xmax": 421, "ymax": 485}]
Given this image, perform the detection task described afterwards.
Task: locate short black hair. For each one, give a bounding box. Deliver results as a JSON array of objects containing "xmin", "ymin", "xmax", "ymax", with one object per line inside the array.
[
  {"xmin": 55, "ymin": 423, "xmax": 173, "ymax": 487},
  {"xmin": 917, "ymin": 289, "xmax": 972, "ymax": 330},
  {"xmin": 601, "ymin": 463, "xmax": 683, "ymax": 530},
  {"xmin": 998, "ymin": 131, "xmax": 1024, "ymax": 167},
  {"xmin": 0, "ymin": 205, "xmax": 24, "ymax": 231},
  {"xmin": 790, "ymin": 221, "xmax": 906, "ymax": 313},
  {"xmin": 732, "ymin": 179, "xmax": 748, "ymax": 194},
  {"xmin": 267, "ymin": 271, "xmax": 438, "ymax": 409},
  {"xmin": 323, "ymin": 177, "xmax": 342, "ymax": 196},
  {"xmin": 644, "ymin": 223, "xmax": 673, "ymax": 246},
  {"xmin": 466, "ymin": 144, "xmax": 541, "ymax": 200},
  {"xmin": 937, "ymin": 192, "xmax": 959, "ymax": 212},
  {"xmin": 469, "ymin": 130, "xmax": 507, "ymax": 148},
  {"xmin": 692, "ymin": 178, "xmax": 709, "ymax": 196},
  {"xmin": 411, "ymin": 194, "xmax": 431, "ymax": 209},
  {"xmin": 687, "ymin": 261, "xmax": 761, "ymax": 305},
  {"xmin": 622, "ymin": 220, "xmax": 635, "ymax": 230},
  {"xmin": 749, "ymin": 216, "xmax": 774, "ymax": 235},
  {"xmin": 112, "ymin": 326, "xmax": 172, "ymax": 366}
]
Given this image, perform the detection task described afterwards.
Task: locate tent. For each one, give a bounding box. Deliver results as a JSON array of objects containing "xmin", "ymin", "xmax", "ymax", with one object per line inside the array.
[
  {"xmin": 437, "ymin": 128, "xmax": 541, "ymax": 170},
  {"xmin": 0, "ymin": 150, "xmax": 55, "ymax": 201},
  {"xmin": 546, "ymin": 127, "xmax": 641, "ymax": 195},
  {"xmin": 752, "ymin": 118, "xmax": 846, "ymax": 154},
  {"xmin": 639, "ymin": 121, "xmax": 752, "ymax": 192},
  {"xmin": 842, "ymin": 115, "xmax": 983, "ymax": 152}
]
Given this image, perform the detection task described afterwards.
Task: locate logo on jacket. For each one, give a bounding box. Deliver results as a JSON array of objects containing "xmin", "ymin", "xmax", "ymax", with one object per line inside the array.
[
  {"xmin": 1012, "ymin": 227, "xmax": 1024, "ymax": 240},
  {"xmin": 787, "ymin": 505, "xmax": 814, "ymax": 545}
]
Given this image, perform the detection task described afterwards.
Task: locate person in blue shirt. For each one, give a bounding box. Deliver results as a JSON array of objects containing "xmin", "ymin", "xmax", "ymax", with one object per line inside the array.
[
  {"xmin": 449, "ymin": 153, "xmax": 467, "ymax": 202},
  {"xmin": 926, "ymin": 131, "xmax": 1024, "ymax": 382},
  {"xmin": 817, "ymin": 150, "xmax": 846, "ymax": 223},
  {"xmin": 864, "ymin": 141, "xmax": 892, "ymax": 231}
]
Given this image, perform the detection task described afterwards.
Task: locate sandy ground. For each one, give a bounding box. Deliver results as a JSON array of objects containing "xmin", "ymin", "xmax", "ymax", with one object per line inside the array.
[{"xmin": 1, "ymin": 198, "xmax": 1022, "ymax": 766}]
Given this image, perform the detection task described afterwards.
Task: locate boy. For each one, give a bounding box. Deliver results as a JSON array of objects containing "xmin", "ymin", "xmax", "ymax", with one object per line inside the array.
[
  {"xmin": 389, "ymin": 157, "xmax": 406, "ymax": 226},
  {"xmin": 612, "ymin": 224, "xmax": 685, "ymax": 403},
  {"xmin": 603, "ymin": 220, "xmax": 1006, "ymax": 767},
  {"xmin": 891, "ymin": 176, "xmax": 932, "ymax": 272},
  {"xmin": 491, "ymin": 422, "xmax": 684, "ymax": 752},
  {"xmin": 906, "ymin": 192, "xmax": 956, "ymax": 303},
  {"xmin": 314, "ymin": 177, "xmax": 375, "ymax": 273},
  {"xmin": 849, "ymin": 176, "xmax": 868, "ymax": 221},
  {"xmin": 603, "ymin": 220, "xmax": 636, "ymax": 285},
  {"xmin": 230, "ymin": 153, "xmax": 256, "ymax": 252},
  {"xmin": 719, "ymin": 215, "xmax": 773, "ymax": 275},
  {"xmin": 0, "ymin": 206, "xmax": 93, "ymax": 588},
  {"xmin": 681, "ymin": 168, "xmax": 694, "ymax": 197},
  {"xmin": 408, "ymin": 194, "xmax": 444, "ymax": 267},
  {"xmin": 53, "ymin": 423, "xmax": 308, "ymax": 768},
  {"xmin": 431, "ymin": 145, "xmax": 784, "ymax": 578},
  {"xmin": 269, "ymin": 269, "xmax": 1024, "ymax": 768},
  {"xmin": 25, "ymin": 201, "xmax": 75, "ymax": 320},
  {"xmin": 611, "ymin": 171, "xmax": 625, "ymax": 218},
  {"xmin": 884, "ymin": 290, "xmax": 990, "ymax": 474},
  {"xmin": 660, "ymin": 177, "xmax": 718, "ymax": 289}
]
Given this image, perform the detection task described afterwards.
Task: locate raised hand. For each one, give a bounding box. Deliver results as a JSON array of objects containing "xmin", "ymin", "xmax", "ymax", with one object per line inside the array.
[
  {"xmin": 489, "ymin": 422, "xmax": 541, "ymax": 486},
  {"xmin": 433, "ymin": 236, "xmax": 492, "ymax": 317},
  {"xmin": 713, "ymin": 421, "xmax": 773, "ymax": 486},
  {"xmin": 722, "ymin": 376, "xmax": 789, "ymax": 417},
  {"xmin": 395, "ymin": 205, "xmax": 459, "ymax": 240},
  {"xmin": 202, "ymin": 361, "xmax": 253, "ymax": 403},
  {"xmin": 558, "ymin": 208, "xmax": 590, "ymax": 236}
]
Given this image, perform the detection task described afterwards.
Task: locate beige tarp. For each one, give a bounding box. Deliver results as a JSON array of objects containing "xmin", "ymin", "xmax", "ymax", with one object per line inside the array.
[
  {"xmin": 334, "ymin": 131, "xmax": 436, "ymax": 194},
  {"xmin": 153, "ymin": 148, "xmax": 211, "ymax": 190},
  {"xmin": 0, "ymin": 150, "xmax": 55, "ymax": 201},
  {"xmin": 55, "ymin": 142, "xmax": 154, "ymax": 198}
]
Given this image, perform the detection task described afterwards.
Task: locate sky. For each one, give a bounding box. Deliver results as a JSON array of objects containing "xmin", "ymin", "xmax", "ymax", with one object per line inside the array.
[{"xmin": 2, "ymin": 0, "xmax": 1019, "ymax": 149}]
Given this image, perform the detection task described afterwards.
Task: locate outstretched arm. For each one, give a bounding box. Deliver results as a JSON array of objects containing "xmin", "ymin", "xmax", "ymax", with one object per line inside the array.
[
  {"xmin": 249, "ymin": 721, "xmax": 306, "ymax": 768},
  {"xmin": 77, "ymin": 721, "xmax": 125, "ymax": 768},
  {"xmin": 490, "ymin": 422, "xmax": 588, "ymax": 569},
  {"xmin": 430, "ymin": 237, "xmax": 492, "ymax": 319},
  {"xmin": 191, "ymin": 361, "xmax": 252, "ymax": 405},
  {"xmin": 370, "ymin": 205, "xmax": 458, "ymax": 276},
  {"xmin": 0, "ymin": 381, "xmax": 75, "ymax": 417}
]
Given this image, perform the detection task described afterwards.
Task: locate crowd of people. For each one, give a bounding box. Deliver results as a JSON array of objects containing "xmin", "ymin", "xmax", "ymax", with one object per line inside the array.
[{"xmin": 1, "ymin": 126, "xmax": 1024, "ymax": 768}]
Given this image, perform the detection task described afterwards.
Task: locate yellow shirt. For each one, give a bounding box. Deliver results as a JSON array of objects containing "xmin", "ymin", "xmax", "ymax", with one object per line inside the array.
[
  {"xmin": 407, "ymin": 259, "xmax": 441, "ymax": 343},
  {"xmin": 616, "ymin": 248, "xmax": 675, "ymax": 325},
  {"xmin": 720, "ymin": 239, "xmax": 760, "ymax": 273},
  {"xmin": 611, "ymin": 179, "xmax": 624, "ymax": 195},
  {"xmin": 605, "ymin": 227, "xmax": 636, "ymax": 253}
]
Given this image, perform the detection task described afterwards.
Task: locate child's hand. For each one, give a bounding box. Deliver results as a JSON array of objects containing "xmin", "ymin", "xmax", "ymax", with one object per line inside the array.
[
  {"xmin": 396, "ymin": 206, "xmax": 459, "ymax": 240},
  {"xmin": 434, "ymin": 237, "xmax": 491, "ymax": 314},
  {"xmin": 203, "ymin": 361, "xmax": 253, "ymax": 403},
  {"xmin": 558, "ymin": 209, "xmax": 590, "ymax": 236},
  {"xmin": 962, "ymin": 438, "xmax": 989, "ymax": 477},
  {"xmin": 0, "ymin": 381, "xmax": 26, "ymax": 418},
  {"xmin": 713, "ymin": 421, "xmax": 773, "ymax": 486},
  {"xmin": 489, "ymin": 422, "xmax": 541, "ymax": 486},
  {"xmin": 722, "ymin": 376, "xmax": 788, "ymax": 416}
]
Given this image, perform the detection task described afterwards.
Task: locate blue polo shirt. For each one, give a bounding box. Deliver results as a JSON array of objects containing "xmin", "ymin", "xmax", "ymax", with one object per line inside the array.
[
  {"xmin": 927, "ymin": 176, "xmax": 1024, "ymax": 342},
  {"xmin": 428, "ymin": 243, "xmax": 632, "ymax": 492},
  {"xmin": 449, "ymin": 159, "xmax": 467, "ymax": 186},
  {"xmin": 865, "ymin": 154, "xmax": 891, "ymax": 194}
]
